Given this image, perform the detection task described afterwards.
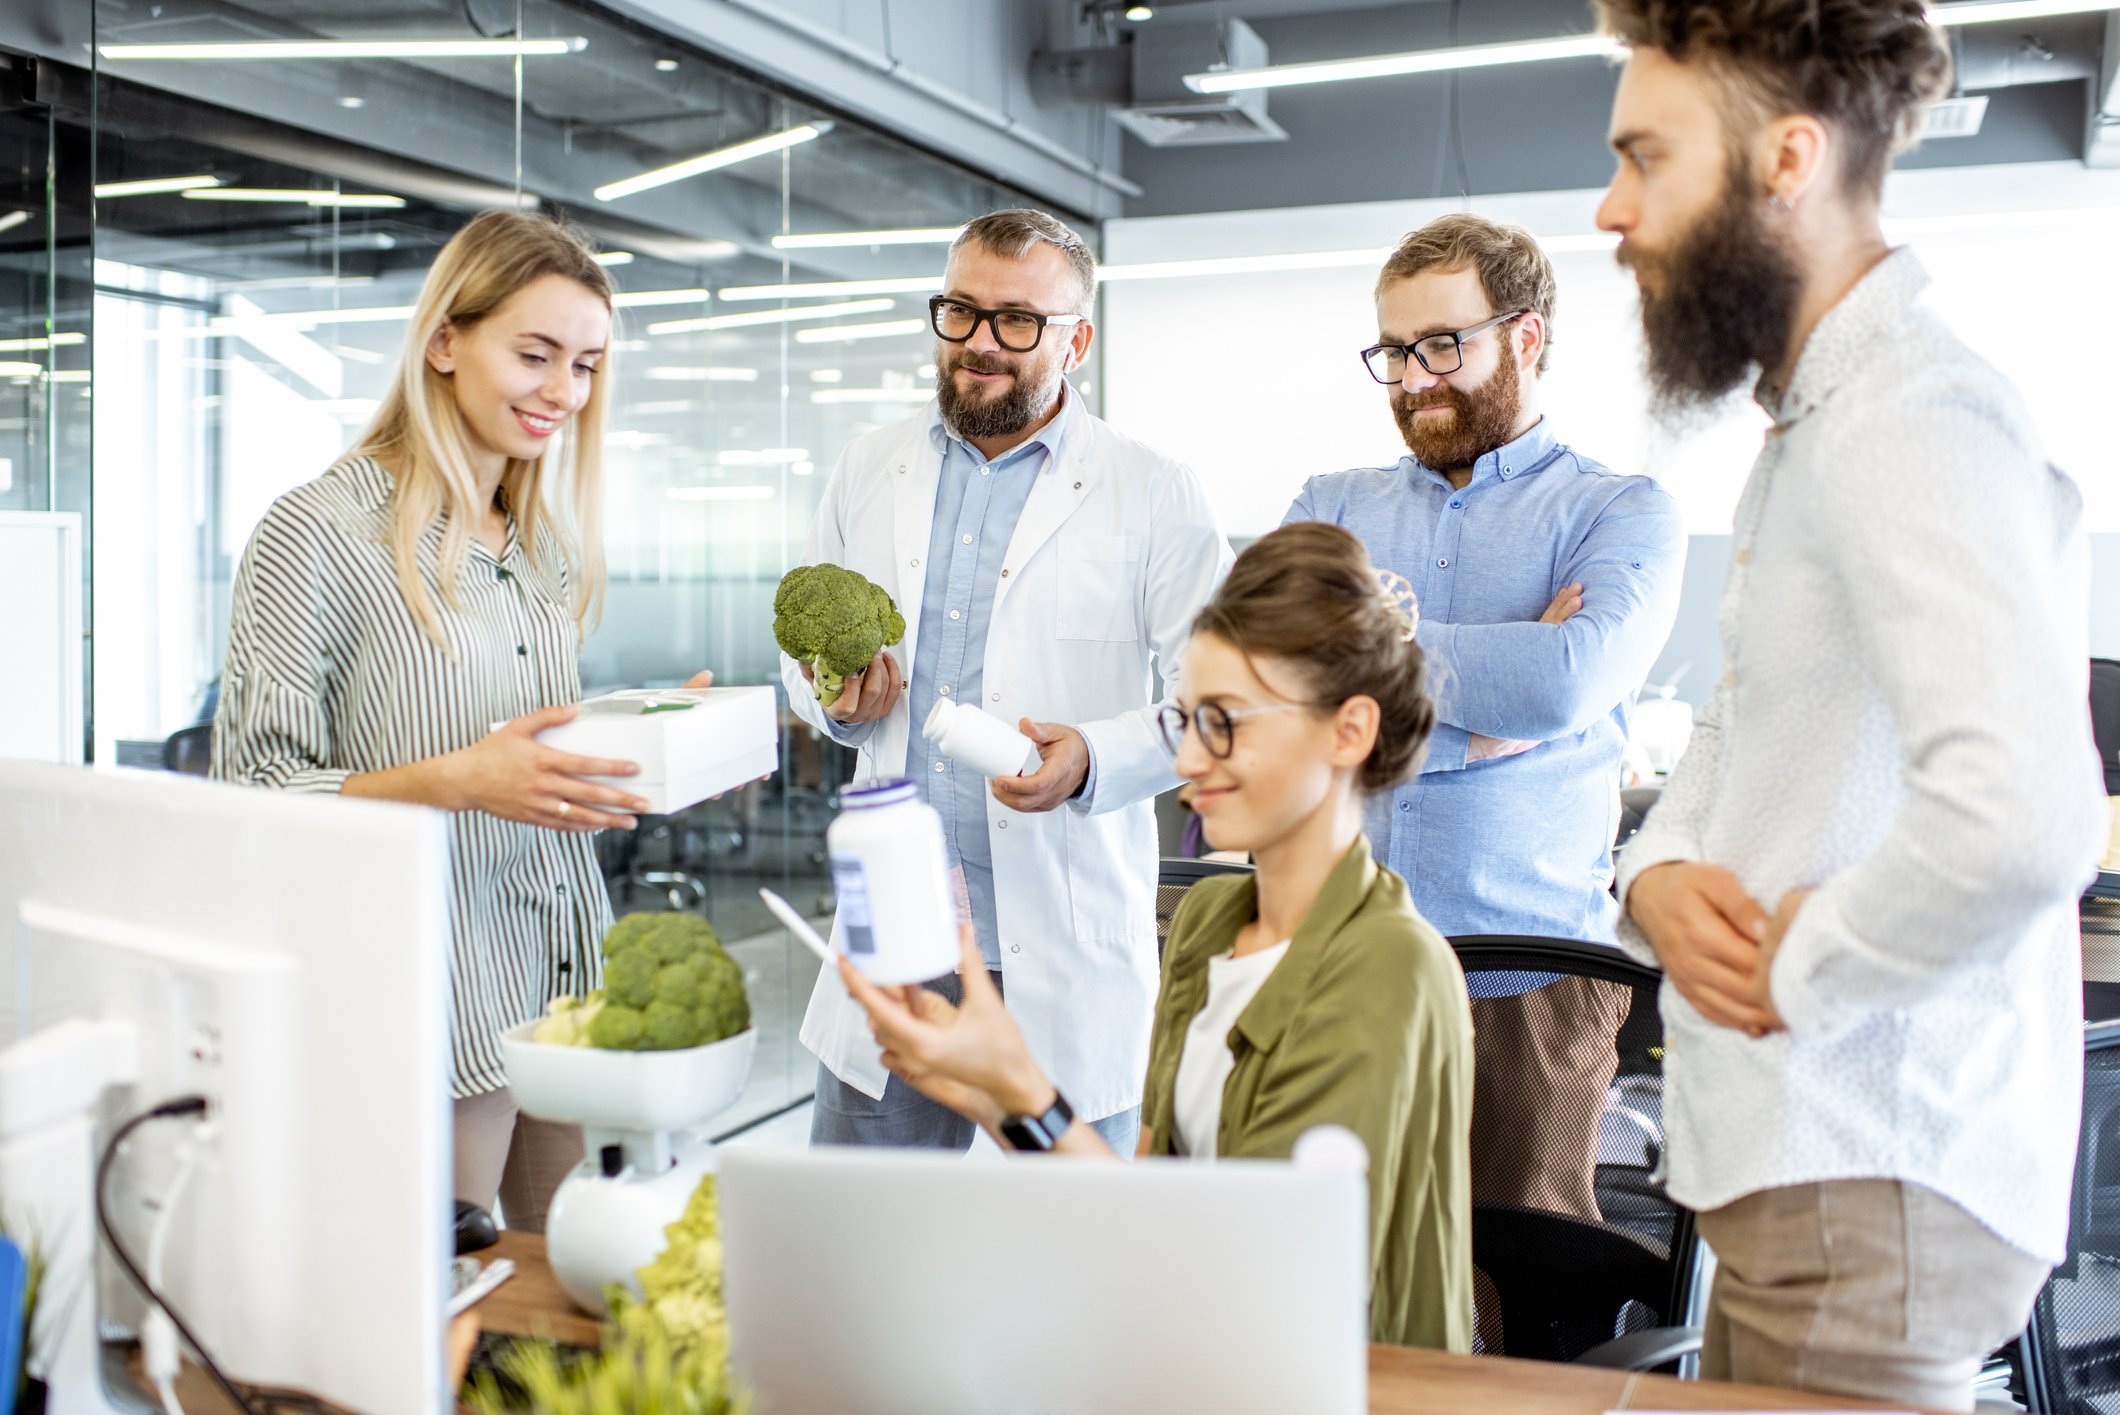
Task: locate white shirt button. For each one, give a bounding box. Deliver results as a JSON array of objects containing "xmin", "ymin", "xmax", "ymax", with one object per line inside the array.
[
  {"xmin": 962, "ymin": 534, "xmax": 973, "ymax": 544},
  {"xmin": 934, "ymin": 761, "xmax": 946, "ymax": 772},
  {"xmin": 940, "ymin": 684, "xmax": 951, "ymax": 695},
  {"xmin": 911, "ymin": 558, "xmax": 920, "ymax": 568},
  {"xmin": 1011, "ymin": 944, "xmax": 1022, "ymax": 954},
  {"xmin": 991, "ymin": 693, "xmax": 1002, "ymax": 702},
  {"xmin": 997, "ymin": 819, "xmax": 1007, "ymax": 829},
  {"xmin": 949, "ymin": 609, "xmax": 961, "ymax": 620}
]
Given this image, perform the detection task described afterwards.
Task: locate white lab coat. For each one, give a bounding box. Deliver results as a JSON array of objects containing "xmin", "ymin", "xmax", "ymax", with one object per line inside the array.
[{"xmin": 784, "ymin": 397, "xmax": 1234, "ymax": 1120}]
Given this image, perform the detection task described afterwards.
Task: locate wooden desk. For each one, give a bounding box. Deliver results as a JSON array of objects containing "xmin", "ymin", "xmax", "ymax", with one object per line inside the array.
[{"xmin": 482, "ymin": 1232, "xmax": 1944, "ymax": 1415}]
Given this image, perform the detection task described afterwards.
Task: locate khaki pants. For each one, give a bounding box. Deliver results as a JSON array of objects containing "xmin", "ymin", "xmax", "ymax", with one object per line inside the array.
[
  {"xmin": 453, "ymin": 1086, "xmax": 584, "ymax": 1235},
  {"xmin": 1468, "ymin": 975, "xmax": 1633, "ymax": 1218},
  {"xmin": 1698, "ymin": 1179, "xmax": 2051, "ymax": 1412}
]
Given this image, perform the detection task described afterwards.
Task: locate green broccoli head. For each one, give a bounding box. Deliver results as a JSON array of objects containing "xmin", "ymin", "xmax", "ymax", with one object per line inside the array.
[
  {"xmin": 587, "ymin": 1003, "xmax": 646, "ymax": 1050},
  {"xmin": 772, "ymin": 563, "xmax": 906, "ymax": 707},
  {"xmin": 589, "ymin": 912, "xmax": 746, "ymax": 1050},
  {"xmin": 646, "ymin": 913, "xmax": 721, "ymax": 966},
  {"xmin": 649, "ymin": 959, "xmax": 702, "ymax": 1009},
  {"xmin": 603, "ymin": 949, "xmax": 658, "ymax": 1011},
  {"xmin": 642, "ymin": 999, "xmax": 705, "ymax": 1050},
  {"xmin": 696, "ymin": 949, "xmax": 751, "ymax": 1045}
]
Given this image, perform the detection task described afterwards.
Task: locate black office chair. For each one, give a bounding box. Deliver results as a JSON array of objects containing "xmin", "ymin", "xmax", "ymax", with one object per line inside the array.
[
  {"xmin": 1616, "ymin": 784, "xmax": 1661, "ymax": 853},
  {"xmin": 162, "ymin": 723, "xmax": 214, "ymax": 776},
  {"xmin": 1155, "ymin": 857, "xmax": 1253, "ymax": 959},
  {"xmin": 1449, "ymin": 935, "xmax": 1703, "ymax": 1372},
  {"xmin": 2015, "ymin": 1020, "xmax": 2120, "ymax": 1413}
]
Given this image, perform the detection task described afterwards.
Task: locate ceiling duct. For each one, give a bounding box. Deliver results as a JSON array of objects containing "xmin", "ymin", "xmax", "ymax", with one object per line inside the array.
[{"xmin": 1116, "ymin": 18, "xmax": 1286, "ymax": 148}]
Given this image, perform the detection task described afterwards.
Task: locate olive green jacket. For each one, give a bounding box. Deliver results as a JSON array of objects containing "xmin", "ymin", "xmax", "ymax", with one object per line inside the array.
[{"xmin": 1139, "ymin": 839, "xmax": 1474, "ymax": 1352}]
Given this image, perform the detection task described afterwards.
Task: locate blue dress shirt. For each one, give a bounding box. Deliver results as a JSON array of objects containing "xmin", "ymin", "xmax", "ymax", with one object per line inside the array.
[
  {"xmin": 1285, "ymin": 418, "xmax": 1685, "ymax": 963},
  {"xmin": 907, "ymin": 392, "xmax": 1079, "ymax": 968}
]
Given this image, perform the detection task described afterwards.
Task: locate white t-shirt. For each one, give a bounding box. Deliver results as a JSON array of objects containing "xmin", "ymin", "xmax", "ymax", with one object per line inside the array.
[{"xmin": 1171, "ymin": 940, "xmax": 1292, "ymax": 1159}]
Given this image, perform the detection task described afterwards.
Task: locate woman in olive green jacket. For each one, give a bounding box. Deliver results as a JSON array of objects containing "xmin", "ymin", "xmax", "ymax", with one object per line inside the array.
[{"xmin": 839, "ymin": 520, "xmax": 1475, "ymax": 1352}]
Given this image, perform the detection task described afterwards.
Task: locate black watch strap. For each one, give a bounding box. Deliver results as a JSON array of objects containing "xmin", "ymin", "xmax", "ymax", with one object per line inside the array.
[{"xmin": 1000, "ymin": 1091, "xmax": 1075, "ymax": 1153}]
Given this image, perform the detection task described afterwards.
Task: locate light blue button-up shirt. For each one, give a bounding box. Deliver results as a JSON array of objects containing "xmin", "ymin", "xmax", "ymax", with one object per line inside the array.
[
  {"xmin": 1285, "ymin": 418, "xmax": 1685, "ymax": 956},
  {"xmin": 906, "ymin": 391, "xmax": 1080, "ymax": 968}
]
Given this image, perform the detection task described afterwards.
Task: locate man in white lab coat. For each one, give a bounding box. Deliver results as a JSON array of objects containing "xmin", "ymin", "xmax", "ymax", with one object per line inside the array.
[{"xmin": 784, "ymin": 209, "xmax": 1233, "ymax": 1154}]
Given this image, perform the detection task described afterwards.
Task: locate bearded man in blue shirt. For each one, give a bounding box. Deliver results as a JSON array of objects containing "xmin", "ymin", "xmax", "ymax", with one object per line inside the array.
[{"xmin": 1286, "ymin": 215, "xmax": 1686, "ymax": 1226}]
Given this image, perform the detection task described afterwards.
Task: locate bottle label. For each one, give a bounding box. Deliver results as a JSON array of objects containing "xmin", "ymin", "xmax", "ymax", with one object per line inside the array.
[{"xmin": 830, "ymin": 855, "xmax": 876, "ymax": 956}]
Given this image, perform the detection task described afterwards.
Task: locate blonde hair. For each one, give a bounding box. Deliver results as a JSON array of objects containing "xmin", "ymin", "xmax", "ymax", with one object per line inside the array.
[{"xmin": 349, "ymin": 208, "xmax": 614, "ymax": 648}]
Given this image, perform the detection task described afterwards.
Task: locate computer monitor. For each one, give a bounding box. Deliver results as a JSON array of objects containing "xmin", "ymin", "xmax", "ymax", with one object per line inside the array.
[
  {"xmin": 0, "ymin": 760, "xmax": 451, "ymax": 1413},
  {"xmin": 717, "ymin": 1144, "xmax": 1370, "ymax": 1415}
]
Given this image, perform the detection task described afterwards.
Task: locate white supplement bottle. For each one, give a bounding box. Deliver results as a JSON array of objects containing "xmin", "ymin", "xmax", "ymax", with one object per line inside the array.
[
  {"xmin": 825, "ymin": 778, "xmax": 960, "ymax": 983},
  {"xmin": 923, "ymin": 699, "xmax": 1041, "ymax": 779}
]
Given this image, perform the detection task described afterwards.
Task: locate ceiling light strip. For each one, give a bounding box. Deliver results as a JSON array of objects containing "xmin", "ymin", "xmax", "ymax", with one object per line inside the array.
[
  {"xmin": 718, "ymin": 276, "xmax": 942, "ymax": 303},
  {"xmin": 792, "ymin": 319, "xmax": 928, "ymax": 344},
  {"xmin": 95, "ymin": 175, "xmax": 223, "ymax": 198},
  {"xmin": 183, "ymin": 188, "xmax": 404, "ymax": 208},
  {"xmin": 1185, "ymin": 34, "xmax": 1620, "ymax": 94},
  {"xmin": 99, "ymin": 38, "xmax": 587, "ymax": 60},
  {"xmin": 595, "ymin": 123, "xmax": 832, "ymax": 203},
  {"xmin": 771, "ymin": 226, "xmax": 965, "ymax": 250},
  {"xmin": 647, "ymin": 298, "xmax": 895, "ymax": 335}
]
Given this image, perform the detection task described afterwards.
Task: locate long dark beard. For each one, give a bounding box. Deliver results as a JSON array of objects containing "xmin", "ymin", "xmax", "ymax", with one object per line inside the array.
[
  {"xmin": 1389, "ymin": 346, "xmax": 1524, "ymax": 471},
  {"xmin": 1623, "ymin": 172, "xmax": 1804, "ymax": 425},
  {"xmin": 935, "ymin": 349, "xmax": 1062, "ymax": 441}
]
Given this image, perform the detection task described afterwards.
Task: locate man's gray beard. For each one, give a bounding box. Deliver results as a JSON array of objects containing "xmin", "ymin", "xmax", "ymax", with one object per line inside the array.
[{"xmin": 936, "ymin": 360, "xmax": 1063, "ymax": 442}]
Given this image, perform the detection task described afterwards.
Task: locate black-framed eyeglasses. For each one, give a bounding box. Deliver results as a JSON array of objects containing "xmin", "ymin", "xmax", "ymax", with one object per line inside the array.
[
  {"xmin": 1156, "ymin": 701, "xmax": 1310, "ymax": 760},
  {"xmin": 1360, "ymin": 309, "xmax": 1528, "ymax": 384},
  {"xmin": 929, "ymin": 296, "xmax": 1086, "ymax": 353}
]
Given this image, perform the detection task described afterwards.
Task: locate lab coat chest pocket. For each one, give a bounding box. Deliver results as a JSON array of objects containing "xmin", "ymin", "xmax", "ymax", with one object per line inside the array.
[{"xmin": 1053, "ymin": 533, "xmax": 1141, "ymax": 642}]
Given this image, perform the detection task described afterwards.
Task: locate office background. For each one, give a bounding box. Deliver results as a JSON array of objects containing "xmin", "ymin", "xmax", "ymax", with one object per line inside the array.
[{"xmin": 2, "ymin": 0, "xmax": 2115, "ymax": 1134}]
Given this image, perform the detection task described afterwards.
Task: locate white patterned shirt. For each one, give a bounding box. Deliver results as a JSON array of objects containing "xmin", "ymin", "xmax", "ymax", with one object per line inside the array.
[
  {"xmin": 1616, "ymin": 248, "xmax": 2109, "ymax": 1262},
  {"xmin": 212, "ymin": 457, "xmax": 611, "ymax": 1098}
]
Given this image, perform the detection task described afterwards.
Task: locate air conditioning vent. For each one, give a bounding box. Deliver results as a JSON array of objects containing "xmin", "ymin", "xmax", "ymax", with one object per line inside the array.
[
  {"xmin": 1119, "ymin": 18, "xmax": 1287, "ymax": 148},
  {"xmin": 1114, "ymin": 103, "xmax": 1286, "ymax": 146},
  {"xmin": 1922, "ymin": 94, "xmax": 1990, "ymax": 139}
]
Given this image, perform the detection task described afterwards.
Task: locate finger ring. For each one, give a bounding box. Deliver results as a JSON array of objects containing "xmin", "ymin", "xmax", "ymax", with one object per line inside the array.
[{"xmin": 557, "ymin": 801, "xmax": 571, "ymax": 818}]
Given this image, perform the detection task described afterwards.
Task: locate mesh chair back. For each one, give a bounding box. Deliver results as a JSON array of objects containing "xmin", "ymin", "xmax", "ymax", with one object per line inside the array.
[
  {"xmin": 1156, "ymin": 858, "xmax": 1253, "ymax": 958},
  {"xmin": 2090, "ymin": 658, "xmax": 2119, "ymax": 795},
  {"xmin": 2020, "ymin": 1020, "xmax": 2120, "ymax": 1413},
  {"xmin": 1451, "ymin": 935, "xmax": 1697, "ymax": 1364}
]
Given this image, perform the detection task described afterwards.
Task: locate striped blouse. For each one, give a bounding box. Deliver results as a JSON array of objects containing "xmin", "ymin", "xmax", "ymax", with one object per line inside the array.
[{"xmin": 211, "ymin": 456, "xmax": 610, "ymax": 1097}]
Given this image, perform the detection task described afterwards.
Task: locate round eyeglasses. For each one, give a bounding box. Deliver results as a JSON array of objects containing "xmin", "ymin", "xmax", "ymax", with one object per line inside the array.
[
  {"xmin": 929, "ymin": 296, "xmax": 1086, "ymax": 353},
  {"xmin": 1360, "ymin": 309, "xmax": 1528, "ymax": 384},
  {"xmin": 1157, "ymin": 701, "xmax": 1311, "ymax": 759}
]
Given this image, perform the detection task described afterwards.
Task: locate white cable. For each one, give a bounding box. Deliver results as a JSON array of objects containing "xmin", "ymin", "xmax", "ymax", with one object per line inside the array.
[{"xmin": 140, "ymin": 1119, "xmax": 211, "ymax": 1415}]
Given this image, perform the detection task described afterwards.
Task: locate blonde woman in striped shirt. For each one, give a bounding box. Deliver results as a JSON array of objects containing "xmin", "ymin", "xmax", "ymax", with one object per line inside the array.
[{"xmin": 213, "ymin": 210, "xmax": 710, "ymax": 1232}]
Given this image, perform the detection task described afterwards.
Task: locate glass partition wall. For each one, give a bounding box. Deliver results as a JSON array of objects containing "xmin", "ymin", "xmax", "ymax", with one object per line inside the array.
[{"xmin": 0, "ymin": 0, "xmax": 1094, "ymax": 1132}]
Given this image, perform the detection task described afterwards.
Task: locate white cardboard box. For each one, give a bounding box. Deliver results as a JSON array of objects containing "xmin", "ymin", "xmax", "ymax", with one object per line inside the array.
[{"xmin": 536, "ymin": 687, "xmax": 779, "ymax": 816}]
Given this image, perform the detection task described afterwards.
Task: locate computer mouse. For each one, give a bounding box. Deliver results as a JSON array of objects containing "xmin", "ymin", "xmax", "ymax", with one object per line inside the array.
[{"xmin": 453, "ymin": 1199, "xmax": 499, "ymax": 1255}]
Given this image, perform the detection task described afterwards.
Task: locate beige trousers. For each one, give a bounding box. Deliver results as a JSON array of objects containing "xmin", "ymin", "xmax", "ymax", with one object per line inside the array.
[
  {"xmin": 452, "ymin": 1086, "xmax": 585, "ymax": 1236},
  {"xmin": 1697, "ymin": 1179, "xmax": 2051, "ymax": 1412}
]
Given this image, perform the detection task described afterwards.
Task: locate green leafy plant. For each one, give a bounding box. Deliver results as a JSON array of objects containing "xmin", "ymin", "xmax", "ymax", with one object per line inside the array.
[
  {"xmin": 463, "ymin": 1176, "xmax": 739, "ymax": 1414},
  {"xmin": 533, "ymin": 913, "xmax": 749, "ymax": 1052},
  {"xmin": 771, "ymin": 563, "xmax": 905, "ymax": 707}
]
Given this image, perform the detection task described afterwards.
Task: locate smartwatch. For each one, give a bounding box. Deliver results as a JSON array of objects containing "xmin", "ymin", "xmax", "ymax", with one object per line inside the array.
[{"xmin": 1000, "ymin": 1090, "xmax": 1075, "ymax": 1153}]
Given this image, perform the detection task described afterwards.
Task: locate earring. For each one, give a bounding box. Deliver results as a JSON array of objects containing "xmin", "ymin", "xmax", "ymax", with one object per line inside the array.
[{"xmin": 1768, "ymin": 192, "xmax": 1794, "ymax": 213}]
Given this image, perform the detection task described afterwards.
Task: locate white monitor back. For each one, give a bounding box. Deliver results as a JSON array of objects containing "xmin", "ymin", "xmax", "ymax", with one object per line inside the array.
[
  {"xmin": 718, "ymin": 1146, "xmax": 1369, "ymax": 1415},
  {"xmin": 0, "ymin": 762, "xmax": 451, "ymax": 1413}
]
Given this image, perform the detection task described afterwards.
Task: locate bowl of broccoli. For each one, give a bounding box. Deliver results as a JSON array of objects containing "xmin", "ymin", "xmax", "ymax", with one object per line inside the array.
[
  {"xmin": 501, "ymin": 912, "xmax": 756, "ymax": 1134},
  {"xmin": 773, "ymin": 563, "xmax": 906, "ymax": 707}
]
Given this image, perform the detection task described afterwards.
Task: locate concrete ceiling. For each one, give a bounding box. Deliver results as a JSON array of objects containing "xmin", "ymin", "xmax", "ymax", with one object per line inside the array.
[{"xmin": 1111, "ymin": 0, "xmax": 2111, "ymax": 215}]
